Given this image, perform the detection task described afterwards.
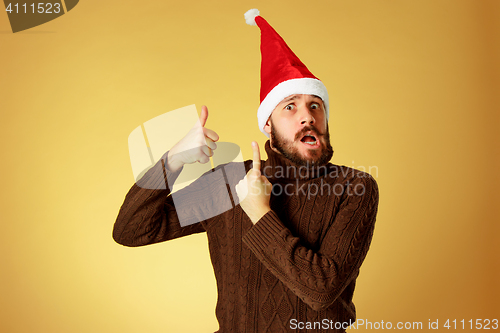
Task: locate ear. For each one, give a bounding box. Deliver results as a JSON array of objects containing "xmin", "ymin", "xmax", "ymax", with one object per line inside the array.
[{"xmin": 263, "ymin": 116, "xmax": 272, "ymax": 135}]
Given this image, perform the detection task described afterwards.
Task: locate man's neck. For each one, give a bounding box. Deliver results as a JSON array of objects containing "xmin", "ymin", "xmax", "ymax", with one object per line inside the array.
[{"xmin": 268, "ymin": 140, "xmax": 282, "ymax": 156}]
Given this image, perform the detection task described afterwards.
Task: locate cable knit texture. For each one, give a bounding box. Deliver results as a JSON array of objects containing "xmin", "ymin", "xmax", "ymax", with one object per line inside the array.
[{"xmin": 113, "ymin": 140, "xmax": 379, "ymax": 333}]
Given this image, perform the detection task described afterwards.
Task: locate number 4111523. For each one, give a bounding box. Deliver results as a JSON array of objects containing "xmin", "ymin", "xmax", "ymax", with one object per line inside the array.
[
  {"xmin": 443, "ymin": 319, "xmax": 498, "ymax": 330},
  {"xmin": 5, "ymin": 3, "xmax": 62, "ymax": 14}
]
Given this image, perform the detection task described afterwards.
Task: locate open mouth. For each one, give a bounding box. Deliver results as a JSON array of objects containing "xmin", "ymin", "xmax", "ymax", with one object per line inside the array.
[{"xmin": 299, "ymin": 133, "xmax": 320, "ymax": 148}]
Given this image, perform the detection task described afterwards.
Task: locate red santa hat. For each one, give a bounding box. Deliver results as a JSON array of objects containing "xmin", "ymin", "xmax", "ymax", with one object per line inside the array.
[{"xmin": 245, "ymin": 9, "xmax": 330, "ymax": 137}]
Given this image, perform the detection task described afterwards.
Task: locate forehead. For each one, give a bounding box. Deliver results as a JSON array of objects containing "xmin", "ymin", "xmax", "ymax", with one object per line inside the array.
[{"xmin": 278, "ymin": 94, "xmax": 324, "ymax": 105}]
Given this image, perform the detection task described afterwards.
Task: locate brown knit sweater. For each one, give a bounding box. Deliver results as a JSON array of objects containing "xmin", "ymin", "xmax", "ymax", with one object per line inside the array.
[{"xmin": 113, "ymin": 140, "xmax": 379, "ymax": 333}]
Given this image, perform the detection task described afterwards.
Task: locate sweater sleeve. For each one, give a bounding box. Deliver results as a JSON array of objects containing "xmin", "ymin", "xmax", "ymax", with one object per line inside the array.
[
  {"xmin": 112, "ymin": 152, "xmax": 206, "ymax": 247},
  {"xmin": 242, "ymin": 174, "xmax": 379, "ymax": 311}
]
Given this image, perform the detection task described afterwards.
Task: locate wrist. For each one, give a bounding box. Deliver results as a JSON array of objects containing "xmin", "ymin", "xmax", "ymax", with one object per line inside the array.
[
  {"xmin": 166, "ymin": 151, "xmax": 184, "ymax": 173},
  {"xmin": 250, "ymin": 206, "xmax": 271, "ymax": 224}
]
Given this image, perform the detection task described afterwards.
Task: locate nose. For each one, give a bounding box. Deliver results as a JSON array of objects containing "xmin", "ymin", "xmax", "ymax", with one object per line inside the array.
[{"xmin": 299, "ymin": 105, "xmax": 315, "ymax": 126}]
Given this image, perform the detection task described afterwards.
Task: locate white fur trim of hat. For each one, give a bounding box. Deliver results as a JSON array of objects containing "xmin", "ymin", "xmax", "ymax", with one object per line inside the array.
[{"xmin": 257, "ymin": 78, "xmax": 330, "ymax": 137}]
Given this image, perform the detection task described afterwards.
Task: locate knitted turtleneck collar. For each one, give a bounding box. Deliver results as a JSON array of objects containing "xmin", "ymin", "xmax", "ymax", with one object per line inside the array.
[{"xmin": 262, "ymin": 140, "xmax": 330, "ymax": 182}]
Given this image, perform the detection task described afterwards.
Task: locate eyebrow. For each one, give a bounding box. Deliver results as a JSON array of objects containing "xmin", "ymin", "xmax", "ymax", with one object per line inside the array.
[
  {"xmin": 280, "ymin": 95, "xmax": 323, "ymax": 104},
  {"xmin": 281, "ymin": 95, "xmax": 299, "ymax": 104}
]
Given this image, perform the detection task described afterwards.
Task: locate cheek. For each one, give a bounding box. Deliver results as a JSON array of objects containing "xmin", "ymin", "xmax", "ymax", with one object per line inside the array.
[
  {"xmin": 273, "ymin": 117, "xmax": 293, "ymax": 136},
  {"xmin": 317, "ymin": 116, "xmax": 327, "ymax": 132},
  {"xmin": 283, "ymin": 124, "xmax": 300, "ymax": 141}
]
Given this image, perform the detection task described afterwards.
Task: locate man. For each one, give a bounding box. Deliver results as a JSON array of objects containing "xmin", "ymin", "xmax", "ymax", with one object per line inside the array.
[{"xmin": 113, "ymin": 9, "xmax": 379, "ymax": 333}]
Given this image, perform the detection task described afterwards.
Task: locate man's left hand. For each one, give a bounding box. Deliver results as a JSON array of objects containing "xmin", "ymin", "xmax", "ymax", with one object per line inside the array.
[{"xmin": 235, "ymin": 141, "xmax": 272, "ymax": 224}]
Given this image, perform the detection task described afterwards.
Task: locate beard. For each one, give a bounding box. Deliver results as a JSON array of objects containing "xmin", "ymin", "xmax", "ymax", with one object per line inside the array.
[{"xmin": 270, "ymin": 123, "xmax": 334, "ymax": 167}]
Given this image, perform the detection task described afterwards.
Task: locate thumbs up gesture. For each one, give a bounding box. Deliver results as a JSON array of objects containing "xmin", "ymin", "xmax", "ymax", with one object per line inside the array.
[
  {"xmin": 167, "ymin": 105, "xmax": 219, "ymax": 172},
  {"xmin": 235, "ymin": 142, "xmax": 272, "ymax": 224}
]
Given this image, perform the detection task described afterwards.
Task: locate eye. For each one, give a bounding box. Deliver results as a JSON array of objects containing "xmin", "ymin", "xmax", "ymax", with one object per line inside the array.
[
  {"xmin": 285, "ymin": 104, "xmax": 295, "ymax": 111},
  {"xmin": 310, "ymin": 103, "xmax": 320, "ymax": 110}
]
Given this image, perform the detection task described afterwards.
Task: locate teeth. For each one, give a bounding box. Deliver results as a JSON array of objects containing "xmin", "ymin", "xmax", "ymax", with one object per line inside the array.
[{"xmin": 301, "ymin": 134, "xmax": 317, "ymax": 145}]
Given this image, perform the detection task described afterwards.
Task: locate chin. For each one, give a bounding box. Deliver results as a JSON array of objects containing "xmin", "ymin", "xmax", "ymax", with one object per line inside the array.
[{"xmin": 301, "ymin": 148, "xmax": 328, "ymax": 165}]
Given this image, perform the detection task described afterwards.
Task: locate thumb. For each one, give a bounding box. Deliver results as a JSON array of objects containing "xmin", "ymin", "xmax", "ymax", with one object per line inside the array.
[
  {"xmin": 199, "ymin": 105, "xmax": 208, "ymax": 127},
  {"xmin": 252, "ymin": 141, "xmax": 261, "ymax": 173}
]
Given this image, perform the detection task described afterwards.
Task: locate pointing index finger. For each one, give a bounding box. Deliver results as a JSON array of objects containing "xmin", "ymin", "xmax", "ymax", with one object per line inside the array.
[{"xmin": 252, "ymin": 141, "xmax": 261, "ymax": 172}]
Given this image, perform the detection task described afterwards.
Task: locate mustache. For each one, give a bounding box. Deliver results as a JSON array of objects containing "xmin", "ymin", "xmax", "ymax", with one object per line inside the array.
[{"xmin": 294, "ymin": 125, "xmax": 326, "ymax": 141}]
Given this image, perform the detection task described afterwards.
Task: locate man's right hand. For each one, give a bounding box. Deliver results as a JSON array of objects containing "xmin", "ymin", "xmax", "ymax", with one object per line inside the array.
[{"xmin": 166, "ymin": 105, "xmax": 219, "ymax": 173}]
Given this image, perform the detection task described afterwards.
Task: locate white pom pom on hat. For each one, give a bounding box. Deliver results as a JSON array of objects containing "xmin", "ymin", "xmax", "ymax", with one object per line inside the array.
[
  {"xmin": 244, "ymin": 9, "xmax": 329, "ymax": 137},
  {"xmin": 244, "ymin": 8, "xmax": 260, "ymax": 26}
]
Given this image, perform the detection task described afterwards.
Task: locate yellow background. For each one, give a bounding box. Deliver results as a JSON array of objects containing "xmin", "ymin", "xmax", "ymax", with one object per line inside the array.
[{"xmin": 1, "ymin": 0, "xmax": 499, "ymax": 332}]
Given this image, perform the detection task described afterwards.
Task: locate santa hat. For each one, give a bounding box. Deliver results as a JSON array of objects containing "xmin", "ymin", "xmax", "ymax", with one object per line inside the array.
[{"xmin": 245, "ymin": 9, "xmax": 329, "ymax": 137}]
